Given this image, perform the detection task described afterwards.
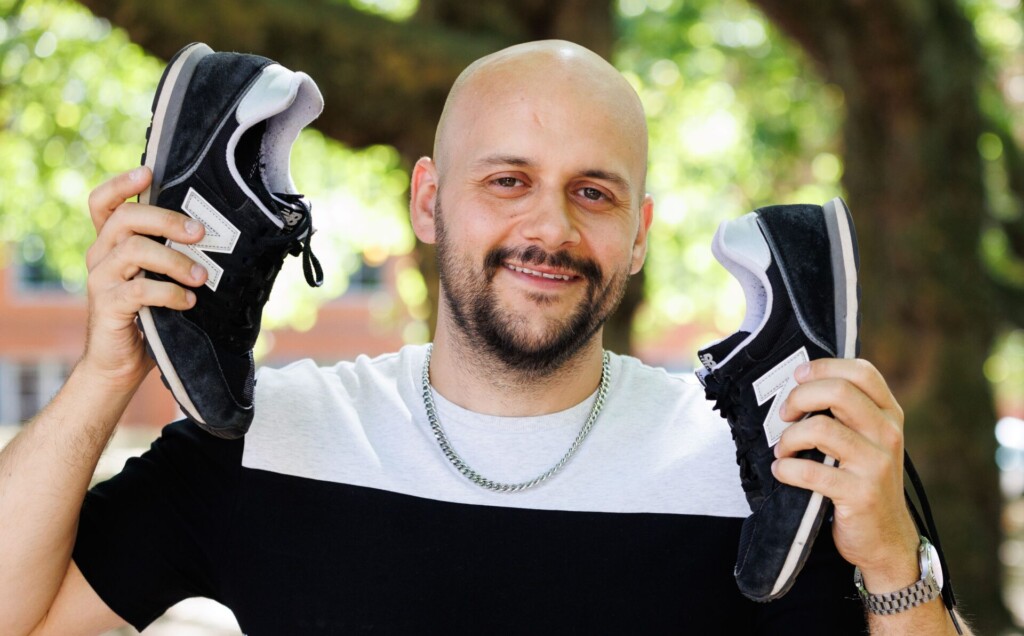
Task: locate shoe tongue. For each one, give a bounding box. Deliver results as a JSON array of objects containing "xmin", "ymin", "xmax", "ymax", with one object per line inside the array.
[
  {"xmin": 236, "ymin": 64, "xmax": 318, "ymax": 128},
  {"xmin": 697, "ymin": 331, "xmax": 751, "ymax": 373}
]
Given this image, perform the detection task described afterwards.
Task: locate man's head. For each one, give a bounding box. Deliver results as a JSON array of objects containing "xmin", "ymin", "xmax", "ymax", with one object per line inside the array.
[{"xmin": 410, "ymin": 40, "xmax": 654, "ymax": 375}]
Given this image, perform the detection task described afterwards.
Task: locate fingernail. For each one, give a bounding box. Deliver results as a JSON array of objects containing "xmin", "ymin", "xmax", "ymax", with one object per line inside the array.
[
  {"xmin": 185, "ymin": 290, "xmax": 196, "ymax": 305},
  {"xmin": 795, "ymin": 362, "xmax": 810, "ymax": 381},
  {"xmin": 191, "ymin": 264, "xmax": 206, "ymax": 281},
  {"xmin": 185, "ymin": 219, "xmax": 202, "ymax": 236},
  {"xmin": 773, "ymin": 444, "xmax": 781, "ymax": 458},
  {"xmin": 771, "ymin": 459, "xmax": 779, "ymax": 475},
  {"xmin": 129, "ymin": 166, "xmax": 145, "ymax": 181}
]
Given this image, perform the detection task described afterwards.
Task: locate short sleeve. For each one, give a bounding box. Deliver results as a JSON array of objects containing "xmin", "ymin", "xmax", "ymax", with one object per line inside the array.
[{"xmin": 72, "ymin": 419, "xmax": 243, "ymax": 631}]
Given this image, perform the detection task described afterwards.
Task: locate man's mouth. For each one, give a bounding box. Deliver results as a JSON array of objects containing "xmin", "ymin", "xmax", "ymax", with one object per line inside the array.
[{"xmin": 504, "ymin": 263, "xmax": 577, "ymax": 281}]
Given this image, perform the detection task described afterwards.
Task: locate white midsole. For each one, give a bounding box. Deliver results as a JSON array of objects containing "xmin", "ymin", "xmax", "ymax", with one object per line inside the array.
[
  {"xmin": 769, "ymin": 455, "xmax": 837, "ymax": 597},
  {"xmin": 137, "ymin": 306, "xmax": 205, "ymax": 424}
]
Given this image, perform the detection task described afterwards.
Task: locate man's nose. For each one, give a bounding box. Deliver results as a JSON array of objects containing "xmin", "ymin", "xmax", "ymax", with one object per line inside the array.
[{"xmin": 518, "ymin": 189, "xmax": 581, "ymax": 249}]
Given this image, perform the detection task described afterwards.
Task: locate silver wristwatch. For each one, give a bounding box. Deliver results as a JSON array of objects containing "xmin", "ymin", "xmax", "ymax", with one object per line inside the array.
[{"xmin": 854, "ymin": 536, "xmax": 943, "ymax": 615}]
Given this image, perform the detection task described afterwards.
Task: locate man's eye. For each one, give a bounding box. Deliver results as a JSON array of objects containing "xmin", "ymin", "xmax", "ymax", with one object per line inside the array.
[
  {"xmin": 580, "ymin": 187, "xmax": 606, "ymax": 201},
  {"xmin": 494, "ymin": 177, "xmax": 522, "ymax": 187}
]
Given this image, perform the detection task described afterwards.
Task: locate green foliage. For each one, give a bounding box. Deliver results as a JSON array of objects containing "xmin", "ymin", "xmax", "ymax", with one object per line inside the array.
[
  {"xmin": 614, "ymin": 0, "xmax": 843, "ymax": 352},
  {"xmin": 336, "ymin": 0, "xmax": 417, "ymax": 22},
  {"xmin": 987, "ymin": 328, "xmax": 1024, "ymax": 412},
  {"xmin": 0, "ymin": 0, "xmax": 420, "ymax": 339},
  {"xmin": 262, "ymin": 134, "xmax": 415, "ymax": 333},
  {"xmin": 4, "ymin": 0, "xmax": 1020, "ymax": 359},
  {"xmin": 962, "ymin": 0, "xmax": 1024, "ymax": 288},
  {"xmin": 0, "ymin": 0, "xmax": 161, "ymax": 291}
]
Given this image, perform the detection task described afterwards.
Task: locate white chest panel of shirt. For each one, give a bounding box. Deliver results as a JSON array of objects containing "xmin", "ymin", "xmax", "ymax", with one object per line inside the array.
[{"xmin": 243, "ymin": 345, "xmax": 750, "ymax": 518}]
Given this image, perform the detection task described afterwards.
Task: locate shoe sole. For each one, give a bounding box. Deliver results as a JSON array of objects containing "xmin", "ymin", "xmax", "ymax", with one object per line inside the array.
[
  {"xmin": 765, "ymin": 196, "xmax": 859, "ymax": 600},
  {"xmin": 136, "ymin": 42, "xmax": 213, "ymax": 426}
]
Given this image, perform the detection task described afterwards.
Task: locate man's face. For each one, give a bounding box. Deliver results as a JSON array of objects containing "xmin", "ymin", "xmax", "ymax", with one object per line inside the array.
[
  {"xmin": 428, "ymin": 64, "xmax": 652, "ymax": 373},
  {"xmin": 435, "ymin": 197, "xmax": 630, "ymax": 373}
]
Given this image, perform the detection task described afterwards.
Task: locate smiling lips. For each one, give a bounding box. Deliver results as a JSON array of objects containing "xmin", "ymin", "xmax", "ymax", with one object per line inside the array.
[{"xmin": 504, "ymin": 263, "xmax": 577, "ymax": 282}]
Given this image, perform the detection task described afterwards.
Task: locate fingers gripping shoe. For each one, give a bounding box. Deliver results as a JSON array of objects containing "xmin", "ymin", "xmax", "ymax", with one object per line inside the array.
[
  {"xmin": 696, "ymin": 197, "xmax": 859, "ymax": 601},
  {"xmin": 137, "ymin": 43, "xmax": 324, "ymax": 439}
]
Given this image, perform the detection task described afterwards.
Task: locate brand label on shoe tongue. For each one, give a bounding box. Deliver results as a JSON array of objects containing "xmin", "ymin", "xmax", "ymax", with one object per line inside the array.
[
  {"xmin": 271, "ymin": 193, "xmax": 308, "ymax": 233},
  {"xmin": 753, "ymin": 346, "xmax": 809, "ymax": 447},
  {"xmin": 699, "ymin": 352, "xmax": 716, "ymax": 372},
  {"xmin": 280, "ymin": 207, "xmax": 305, "ymax": 228}
]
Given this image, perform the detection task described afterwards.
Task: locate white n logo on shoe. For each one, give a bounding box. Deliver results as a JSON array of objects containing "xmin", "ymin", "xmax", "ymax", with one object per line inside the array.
[
  {"xmin": 169, "ymin": 187, "xmax": 241, "ymax": 292},
  {"xmin": 752, "ymin": 347, "xmax": 809, "ymax": 447}
]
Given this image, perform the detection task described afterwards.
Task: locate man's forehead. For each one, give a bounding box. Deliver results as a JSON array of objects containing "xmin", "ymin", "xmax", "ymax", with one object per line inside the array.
[{"xmin": 434, "ymin": 40, "xmax": 649, "ymax": 185}]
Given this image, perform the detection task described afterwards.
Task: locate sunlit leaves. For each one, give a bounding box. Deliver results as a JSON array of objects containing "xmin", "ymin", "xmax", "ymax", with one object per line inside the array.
[
  {"xmin": 326, "ymin": 0, "xmax": 417, "ymax": 21},
  {"xmin": 262, "ymin": 133, "xmax": 415, "ymax": 332},
  {"xmin": 965, "ymin": 0, "xmax": 1024, "ymax": 299},
  {"xmin": 614, "ymin": 0, "xmax": 843, "ymax": 353},
  {"xmin": 0, "ymin": 0, "xmax": 419, "ymax": 340},
  {"xmin": 0, "ymin": 0, "xmax": 158, "ymax": 291},
  {"xmin": 986, "ymin": 329, "xmax": 1024, "ymax": 415}
]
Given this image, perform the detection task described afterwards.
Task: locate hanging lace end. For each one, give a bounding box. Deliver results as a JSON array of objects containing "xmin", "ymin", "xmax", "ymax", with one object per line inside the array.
[{"xmin": 301, "ymin": 234, "xmax": 324, "ymax": 287}]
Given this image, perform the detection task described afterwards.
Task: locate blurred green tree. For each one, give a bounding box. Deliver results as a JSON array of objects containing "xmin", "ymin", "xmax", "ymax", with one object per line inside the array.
[{"xmin": 2, "ymin": 0, "xmax": 1021, "ymax": 630}]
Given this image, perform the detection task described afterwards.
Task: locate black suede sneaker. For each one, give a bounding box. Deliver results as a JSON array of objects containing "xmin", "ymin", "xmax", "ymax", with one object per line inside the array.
[
  {"xmin": 696, "ymin": 197, "xmax": 859, "ymax": 601},
  {"xmin": 137, "ymin": 42, "xmax": 324, "ymax": 439}
]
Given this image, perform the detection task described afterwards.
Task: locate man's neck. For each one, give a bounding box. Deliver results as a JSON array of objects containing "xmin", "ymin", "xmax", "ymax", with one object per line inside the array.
[{"xmin": 427, "ymin": 325, "xmax": 606, "ymax": 417}]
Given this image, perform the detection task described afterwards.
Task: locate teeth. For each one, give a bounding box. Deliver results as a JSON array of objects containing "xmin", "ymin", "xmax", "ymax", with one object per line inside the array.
[{"xmin": 507, "ymin": 264, "xmax": 573, "ymax": 281}]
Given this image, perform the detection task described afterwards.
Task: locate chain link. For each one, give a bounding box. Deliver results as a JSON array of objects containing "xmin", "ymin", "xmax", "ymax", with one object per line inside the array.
[{"xmin": 421, "ymin": 344, "xmax": 611, "ymax": 492}]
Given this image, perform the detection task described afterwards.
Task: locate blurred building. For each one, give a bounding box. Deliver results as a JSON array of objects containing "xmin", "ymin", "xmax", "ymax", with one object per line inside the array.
[{"xmin": 0, "ymin": 249, "xmax": 404, "ymax": 428}]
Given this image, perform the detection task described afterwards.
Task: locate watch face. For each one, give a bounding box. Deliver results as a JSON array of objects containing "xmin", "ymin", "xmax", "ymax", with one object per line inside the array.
[{"xmin": 923, "ymin": 540, "xmax": 943, "ymax": 590}]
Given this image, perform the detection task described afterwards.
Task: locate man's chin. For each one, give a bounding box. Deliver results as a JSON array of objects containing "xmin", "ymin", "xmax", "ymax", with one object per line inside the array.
[{"xmin": 480, "ymin": 315, "xmax": 601, "ymax": 373}]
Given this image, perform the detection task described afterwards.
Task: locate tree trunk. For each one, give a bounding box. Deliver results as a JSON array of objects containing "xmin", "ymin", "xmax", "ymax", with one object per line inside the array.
[{"xmin": 752, "ymin": 0, "xmax": 1010, "ymax": 630}]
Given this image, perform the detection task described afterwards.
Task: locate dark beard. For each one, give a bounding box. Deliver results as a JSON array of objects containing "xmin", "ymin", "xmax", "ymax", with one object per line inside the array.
[{"xmin": 434, "ymin": 200, "xmax": 631, "ymax": 375}]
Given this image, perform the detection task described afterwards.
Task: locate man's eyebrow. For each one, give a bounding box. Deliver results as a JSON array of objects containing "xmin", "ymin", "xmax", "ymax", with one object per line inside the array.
[
  {"xmin": 580, "ymin": 169, "xmax": 632, "ymax": 195},
  {"xmin": 473, "ymin": 154, "xmax": 535, "ymax": 169},
  {"xmin": 472, "ymin": 156, "xmax": 633, "ymax": 195}
]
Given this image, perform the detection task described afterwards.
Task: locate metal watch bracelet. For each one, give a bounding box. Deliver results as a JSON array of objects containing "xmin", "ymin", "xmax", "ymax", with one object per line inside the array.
[
  {"xmin": 854, "ymin": 568, "xmax": 942, "ymax": 615},
  {"xmin": 854, "ymin": 535, "xmax": 943, "ymax": 616}
]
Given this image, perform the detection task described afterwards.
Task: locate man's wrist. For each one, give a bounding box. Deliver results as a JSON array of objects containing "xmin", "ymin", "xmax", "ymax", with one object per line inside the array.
[
  {"xmin": 856, "ymin": 535, "xmax": 946, "ymax": 620},
  {"xmin": 857, "ymin": 528, "xmax": 921, "ymax": 593},
  {"xmin": 858, "ymin": 550, "xmax": 919, "ymax": 594},
  {"xmin": 72, "ymin": 354, "xmax": 149, "ymax": 396}
]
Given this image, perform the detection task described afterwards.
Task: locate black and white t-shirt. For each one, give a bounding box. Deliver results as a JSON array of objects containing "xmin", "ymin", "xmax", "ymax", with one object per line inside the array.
[{"xmin": 73, "ymin": 346, "xmax": 866, "ymax": 634}]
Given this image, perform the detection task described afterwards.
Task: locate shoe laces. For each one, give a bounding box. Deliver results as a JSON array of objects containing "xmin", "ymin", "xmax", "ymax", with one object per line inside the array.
[
  {"xmin": 903, "ymin": 452, "xmax": 962, "ymax": 633},
  {"xmin": 209, "ymin": 193, "xmax": 323, "ymax": 350},
  {"xmin": 705, "ymin": 374, "xmax": 763, "ymax": 497}
]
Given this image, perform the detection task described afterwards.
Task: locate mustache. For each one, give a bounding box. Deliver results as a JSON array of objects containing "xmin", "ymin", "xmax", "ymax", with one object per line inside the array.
[{"xmin": 483, "ymin": 245, "xmax": 603, "ymax": 285}]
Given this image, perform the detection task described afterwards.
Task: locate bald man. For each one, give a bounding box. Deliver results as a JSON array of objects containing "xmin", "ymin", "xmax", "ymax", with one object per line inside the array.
[{"xmin": 0, "ymin": 41, "xmax": 968, "ymax": 635}]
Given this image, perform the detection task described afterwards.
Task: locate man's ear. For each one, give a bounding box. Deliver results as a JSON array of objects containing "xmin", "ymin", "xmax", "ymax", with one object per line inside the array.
[
  {"xmin": 410, "ymin": 157, "xmax": 439, "ymax": 244},
  {"xmin": 630, "ymin": 193, "xmax": 654, "ymax": 274}
]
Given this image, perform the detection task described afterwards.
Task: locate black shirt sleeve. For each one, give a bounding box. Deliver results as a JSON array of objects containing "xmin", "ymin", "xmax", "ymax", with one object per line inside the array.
[{"xmin": 72, "ymin": 420, "xmax": 243, "ymax": 631}]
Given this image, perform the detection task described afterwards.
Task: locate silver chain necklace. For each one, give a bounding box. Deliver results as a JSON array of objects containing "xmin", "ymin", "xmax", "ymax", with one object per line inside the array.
[{"xmin": 421, "ymin": 344, "xmax": 611, "ymax": 492}]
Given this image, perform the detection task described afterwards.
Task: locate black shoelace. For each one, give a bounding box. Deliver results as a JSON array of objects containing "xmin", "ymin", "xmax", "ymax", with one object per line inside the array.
[
  {"xmin": 904, "ymin": 452, "xmax": 962, "ymax": 632},
  {"xmin": 274, "ymin": 192, "xmax": 324, "ymax": 288},
  {"xmin": 705, "ymin": 374, "xmax": 764, "ymax": 498},
  {"xmin": 215, "ymin": 194, "xmax": 323, "ymax": 350}
]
